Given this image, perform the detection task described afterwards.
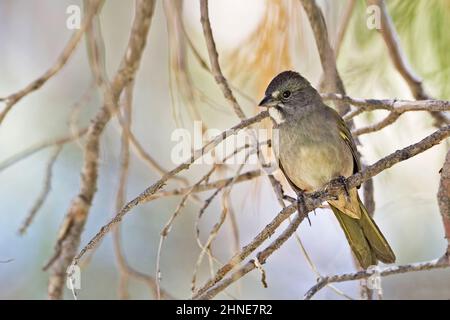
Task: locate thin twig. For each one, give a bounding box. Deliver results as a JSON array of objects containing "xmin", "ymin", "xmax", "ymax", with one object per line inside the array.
[
  {"xmin": 334, "ymin": 0, "xmax": 356, "ymax": 57},
  {"xmin": 0, "ymin": 128, "xmax": 87, "ymax": 173},
  {"xmin": 148, "ymin": 170, "xmax": 261, "ymax": 201},
  {"xmin": 192, "ymin": 156, "xmax": 249, "ymax": 293},
  {"xmin": 18, "ymin": 146, "xmax": 63, "ymax": 235},
  {"xmin": 113, "ymin": 81, "xmax": 133, "ymax": 299},
  {"xmin": 0, "ymin": 0, "xmax": 104, "ymax": 125},
  {"xmin": 155, "ymin": 163, "xmax": 218, "ymax": 299},
  {"xmin": 223, "ymin": 189, "xmax": 241, "ymax": 296},
  {"xmin": 353, "ymin": 111, "xmax": 401, "ymax": 136}
]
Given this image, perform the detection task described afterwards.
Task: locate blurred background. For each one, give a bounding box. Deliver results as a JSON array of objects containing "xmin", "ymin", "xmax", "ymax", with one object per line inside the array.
[{"xmin": 0, "ymin": 0, "xmax": 449, "ymax": 299}]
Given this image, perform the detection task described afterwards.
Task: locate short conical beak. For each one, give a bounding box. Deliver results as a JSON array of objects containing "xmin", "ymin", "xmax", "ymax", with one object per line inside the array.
[{"xmin": 258, "ymin": 95, "xmax": 277, "ymax": 107}]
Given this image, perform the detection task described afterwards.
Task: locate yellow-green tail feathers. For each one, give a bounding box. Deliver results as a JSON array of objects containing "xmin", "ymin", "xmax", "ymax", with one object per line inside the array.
[{"xmin": 330, "ymin": 195, "xmax": 396, "ymax": 269}]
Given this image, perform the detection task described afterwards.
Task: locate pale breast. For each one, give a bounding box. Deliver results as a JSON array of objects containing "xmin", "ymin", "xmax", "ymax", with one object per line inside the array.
[{"xmin": 275, "ymin": 111, "xmax": 353, "ymax": 192}]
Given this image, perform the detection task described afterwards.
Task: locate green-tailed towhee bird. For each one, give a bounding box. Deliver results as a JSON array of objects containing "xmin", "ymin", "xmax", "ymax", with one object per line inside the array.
[{"xmin": 259, "ymin": 70, "xmax": 395, "ymax": 269}]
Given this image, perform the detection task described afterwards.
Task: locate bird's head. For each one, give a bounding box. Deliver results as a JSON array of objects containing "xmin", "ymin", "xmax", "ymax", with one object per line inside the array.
[{"xmin": 258, "ymin": 71, "xmax": 317, "ymax": 112}]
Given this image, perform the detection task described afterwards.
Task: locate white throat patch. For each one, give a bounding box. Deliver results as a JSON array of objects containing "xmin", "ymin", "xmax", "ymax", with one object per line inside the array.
[{"xmin": 268, "ymin": 107, "xmax": 285, "ymax": 125}]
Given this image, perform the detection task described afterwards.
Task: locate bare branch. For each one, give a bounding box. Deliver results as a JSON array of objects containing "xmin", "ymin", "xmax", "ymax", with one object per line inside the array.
[
  {"xmin": 323, "ymin": 93, "xmax": 450, "ymax": 135},
  {"xmin": 353, "ymin": 111, "xmax": 401, "ymax": 136},
  {"xmin": 323, "ymin": 93, "xmax": 450, "ymax": 114},
  {"xmin": 304, "ymin": 257, "xmax": 450, "ymax": 300}
]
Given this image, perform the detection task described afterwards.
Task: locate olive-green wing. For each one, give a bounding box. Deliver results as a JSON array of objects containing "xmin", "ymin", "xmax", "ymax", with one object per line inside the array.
[
  {"xmin": 336, "ymin": 114, "xmax": 360, "ymax": 174},
  {"xmin": 327, "ymin": 105, "xmax": 360, "ymax": 177}
]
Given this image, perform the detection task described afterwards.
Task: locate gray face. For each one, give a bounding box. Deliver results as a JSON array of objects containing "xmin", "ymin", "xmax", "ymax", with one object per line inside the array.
[{"xmin": 258, "ymin": 71, "xmax": 319, "ymax": 116}]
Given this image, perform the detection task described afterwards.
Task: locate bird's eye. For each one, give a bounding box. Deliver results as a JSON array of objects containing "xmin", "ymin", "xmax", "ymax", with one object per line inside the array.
[{"xmin": 282, "ymin": 90, "xmax": 291, "ymax": 99}]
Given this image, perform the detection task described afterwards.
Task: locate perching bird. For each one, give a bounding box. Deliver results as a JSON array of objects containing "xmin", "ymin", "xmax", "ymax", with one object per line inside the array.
[{"xmin": 259, "ymin": 70, "xmax": 395, "ymax": 269}]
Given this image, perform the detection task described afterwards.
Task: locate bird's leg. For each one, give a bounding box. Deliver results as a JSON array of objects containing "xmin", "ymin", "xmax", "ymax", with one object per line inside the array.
[
  {"xmin": 294, "ymin": 190, "xmax": 311, "ymax": 226},
  {"xmin": 282, "ymin": 195, "xmax": 296, "ymax": 203},
  {"xmin": 328, "ymin": 175, "xmax": 350, "ymax": 201}
]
